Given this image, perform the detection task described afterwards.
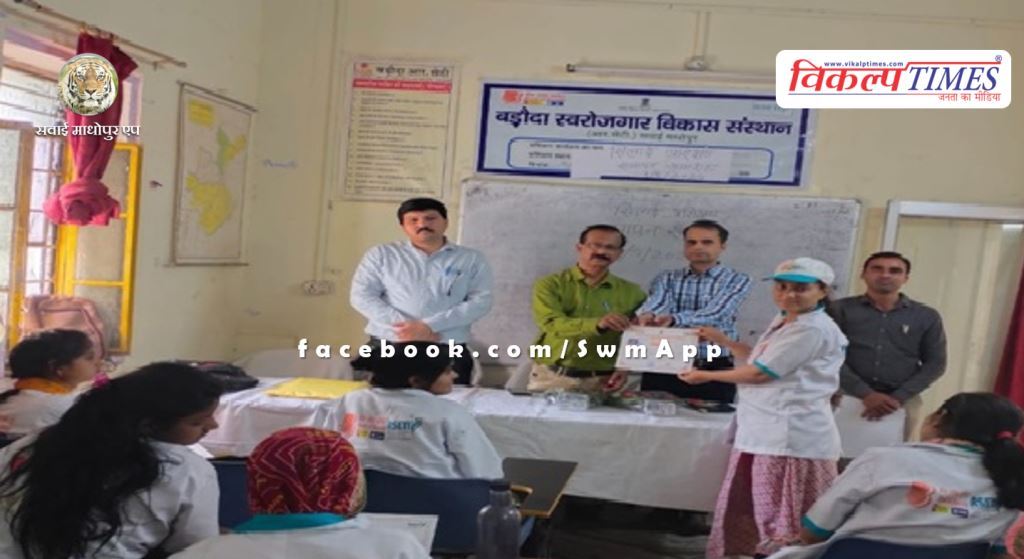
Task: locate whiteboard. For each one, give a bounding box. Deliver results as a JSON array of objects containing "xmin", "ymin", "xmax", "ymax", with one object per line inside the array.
[{"xmin": 458, "ymin": 179, "xmax": 861, "ymax": 365}]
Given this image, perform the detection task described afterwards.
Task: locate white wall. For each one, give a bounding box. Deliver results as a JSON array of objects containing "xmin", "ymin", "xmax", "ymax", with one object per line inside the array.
[
  {"xmin": 10, "ymin": 0, "xmax": 1023, "ymax": 396},
  {"xmin": 237, "ymin": 0, "xmax": 1024, "ymax": 363},
  {"xmin": 11, "ymin": 0, "xmax": 265, "ymax": 369}
]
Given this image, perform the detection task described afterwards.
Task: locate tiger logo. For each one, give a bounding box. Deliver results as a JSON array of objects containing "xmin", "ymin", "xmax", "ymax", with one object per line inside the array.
[{"xmin": 58, "ymin": 54, "xmax": 118, "ymax": 116}]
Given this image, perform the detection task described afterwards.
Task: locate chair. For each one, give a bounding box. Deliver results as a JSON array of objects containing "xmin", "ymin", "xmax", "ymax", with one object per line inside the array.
[
  {"xmin": 210, "ymin": 458, "xmax": 251, "ymax": 528},
  {"xmin": 819, "ymin": 537, "xmax": 991, "ymax": 559},
  {"xmin": 363, "ymin": 469, "xmax": 532, "ymax": 556},
  {"xmin": 234, "ymin": 349, "xmax": 354, "ymax": 379},
  {"xmin": 21, "ymin": 295, "xmax": 109, "ymax": 359}
]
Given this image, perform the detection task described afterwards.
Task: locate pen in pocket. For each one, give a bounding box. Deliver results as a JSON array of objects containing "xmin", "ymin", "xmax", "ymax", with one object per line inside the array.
[{"xmin": 446, "ymin": 270, "xmax": 461, "ymax": 297}]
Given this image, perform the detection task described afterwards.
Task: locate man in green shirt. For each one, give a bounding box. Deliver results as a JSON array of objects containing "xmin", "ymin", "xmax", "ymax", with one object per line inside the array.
[{"xmin": 527, "ymin": 225, "xmax": 647, "ymax": 393}]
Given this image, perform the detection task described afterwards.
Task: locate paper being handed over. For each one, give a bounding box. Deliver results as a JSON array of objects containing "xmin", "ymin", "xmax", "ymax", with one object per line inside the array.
[{"xmin": 614, "ymin": 326, "xmax": 700, "ymax": 374}]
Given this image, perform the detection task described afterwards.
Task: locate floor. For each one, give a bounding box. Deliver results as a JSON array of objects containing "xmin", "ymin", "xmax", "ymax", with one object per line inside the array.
[{"xmin": 529, "ymin": 496, "xmax": 711, "ymax": 559}]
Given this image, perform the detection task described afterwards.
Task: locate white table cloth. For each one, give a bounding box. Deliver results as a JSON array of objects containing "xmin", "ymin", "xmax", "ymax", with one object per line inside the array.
[
  {"xmin": 203, "ymin": 382, "xmax": 733, "ymax": 511},
  {"xmin": 202, "ymin": 379, "xmax": 338, "ymax": 457},
  {"xmin": 444, "ymin": 388, "xmax": 732, "ymax": 512}
]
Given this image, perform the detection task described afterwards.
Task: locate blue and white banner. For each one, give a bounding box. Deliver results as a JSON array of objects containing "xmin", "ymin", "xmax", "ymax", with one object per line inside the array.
[
  {"xmin": 477, "ymin": 82, "xmax": 813, "ymax": 187},
  {"xmin": 777, "ymin": 50, "xmax": 1010, "ymax": 109}
]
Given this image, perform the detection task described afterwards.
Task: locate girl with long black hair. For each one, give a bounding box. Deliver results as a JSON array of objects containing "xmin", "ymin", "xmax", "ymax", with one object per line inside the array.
[{"xmin": 0, "ymin": 361, "xmax": 223, "ymax": 559}]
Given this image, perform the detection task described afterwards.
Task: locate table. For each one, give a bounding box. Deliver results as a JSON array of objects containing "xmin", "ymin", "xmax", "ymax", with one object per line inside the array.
[
  {"xmin": 204, "ymin": 382, "xmax": 733, "ymax": 511},
  {"xmin": 444, "ymin": 388, "xmax": 732, "ymax": 512},
  {"xmin": 203, "ymin": 379, "xmax": 338, "ymax": 456}
]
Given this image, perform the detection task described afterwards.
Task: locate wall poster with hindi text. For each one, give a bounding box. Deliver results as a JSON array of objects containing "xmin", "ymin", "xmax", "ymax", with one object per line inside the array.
[
  {"xmin": 339, "ymin": 59, "xmax": 458, "ymax": 201},
  {"xmin": 477, "ymin": 82, "xmax": 814, "ymax": 187}
]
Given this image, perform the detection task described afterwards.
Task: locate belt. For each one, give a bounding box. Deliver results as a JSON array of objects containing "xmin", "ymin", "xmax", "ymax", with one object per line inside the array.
[
  {"xmin": 868, "ymin": 379, "xmax": 900, "ymax": 394},
  {"xmin": 552, "ymin": 366, "xmax": 611, "ymax": 379}
]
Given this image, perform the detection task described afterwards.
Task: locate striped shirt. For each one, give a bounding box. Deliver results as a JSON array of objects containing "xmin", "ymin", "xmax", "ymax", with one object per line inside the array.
[{"xmin": 636, "ymin": 264, "xmax": 752, "ymax": 356}]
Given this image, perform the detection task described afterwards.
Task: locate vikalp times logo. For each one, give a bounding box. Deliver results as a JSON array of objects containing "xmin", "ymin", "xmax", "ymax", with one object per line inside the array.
[{"xmin": 775, "ymin": 50, "xmax": 1010, "ymax": 109}]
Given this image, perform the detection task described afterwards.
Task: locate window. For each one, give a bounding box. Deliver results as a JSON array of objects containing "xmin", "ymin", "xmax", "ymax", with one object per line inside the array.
[
  {"xmin": 0, "ymin": 65, "xmax": 63, "ymax": 356},
  {"xmin": 0, "ymin": 122, "xmax": 35, "ymax": 335},
  {"xmin": 0, "ymin": 29, "xmax": 141, "ymax": 355},
  {"xmin": 54, "ymin": 143, "xmax": 140, "ymax": 353}
]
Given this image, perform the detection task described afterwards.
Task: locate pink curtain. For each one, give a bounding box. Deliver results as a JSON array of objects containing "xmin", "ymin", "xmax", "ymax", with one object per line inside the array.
[
  {"xmin": 995, "ymin": 261, "xmax": 1024, "ymax": 411},
  {"xmin": 43, "ymin": 33, "xmax": 137, "ymax": 226}
]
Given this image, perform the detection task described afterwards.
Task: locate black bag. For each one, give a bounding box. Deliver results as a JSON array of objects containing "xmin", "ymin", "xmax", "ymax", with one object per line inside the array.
[{"xmin": 177, "ymin": 360, "xmax": 259, "ymax": 393}]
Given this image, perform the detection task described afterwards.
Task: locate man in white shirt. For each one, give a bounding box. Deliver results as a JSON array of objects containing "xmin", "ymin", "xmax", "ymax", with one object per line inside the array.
[{"xmin": 350, "ymin": 198, "xmax": 494, "ymax": 385}]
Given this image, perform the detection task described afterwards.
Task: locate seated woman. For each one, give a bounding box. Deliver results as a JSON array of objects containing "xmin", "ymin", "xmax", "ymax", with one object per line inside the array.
[
  {"xmin": 171, "ymin": 427, "xmax": 429, "ymax": 558},
  {"xmin": 340, "ymin": 341, "xmax": 503, "ymax": 479},
  {"xmin": 0, "ymin": 329, "xmax": 100, "ymax": 437},
  {"xmin": 0, "ymin": 362, "xmax": 223, "ymax": 559},
  {"xmin": 769, "ymin": 392, "xmax": 1024, "ymax": 559}
]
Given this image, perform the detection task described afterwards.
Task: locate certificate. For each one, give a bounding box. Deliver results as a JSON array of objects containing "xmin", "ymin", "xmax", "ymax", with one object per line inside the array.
[
  {"xmin": 833, "ymin": 396, "xmax": 905, "ymax": 458},
  {"xmin": 615, "ymin": 326, "xmax": 700, "ymax": 374}
]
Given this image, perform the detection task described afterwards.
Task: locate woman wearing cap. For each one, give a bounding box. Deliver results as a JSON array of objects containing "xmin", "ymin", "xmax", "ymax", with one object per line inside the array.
[
  {"xmin": 679, "ymin": 257, "xmax": 848, "ymax": 558},
  {"xmin": 170, "ymin": 427, "xmax": 429, "ymax": 559}
]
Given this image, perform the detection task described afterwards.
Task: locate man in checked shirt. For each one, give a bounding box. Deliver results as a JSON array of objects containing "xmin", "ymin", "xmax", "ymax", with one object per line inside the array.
[{"xmin": 631, "ymin": 220, "xmax": 752, "ymax": 403}]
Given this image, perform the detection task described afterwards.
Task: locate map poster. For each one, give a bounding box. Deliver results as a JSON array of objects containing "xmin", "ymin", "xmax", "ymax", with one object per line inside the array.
[
  {"xmin": 173, "ymin": 83, "xmax": 255, "ymax": 265},
  {"xmin": 338, "ymin": 59, "xmax": 458, "ymax": 201}
]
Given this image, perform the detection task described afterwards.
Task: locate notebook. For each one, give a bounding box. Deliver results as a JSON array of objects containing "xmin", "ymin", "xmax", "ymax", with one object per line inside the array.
[{"xmin": 263, "ymin": 378, "xmax": 368, "ymax": 399}]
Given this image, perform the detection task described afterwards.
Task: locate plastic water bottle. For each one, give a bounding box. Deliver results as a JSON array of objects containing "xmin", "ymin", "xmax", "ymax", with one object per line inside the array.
[{"xmin": 477, "ymin": 479, "xmax": 521, "ymax": 559}]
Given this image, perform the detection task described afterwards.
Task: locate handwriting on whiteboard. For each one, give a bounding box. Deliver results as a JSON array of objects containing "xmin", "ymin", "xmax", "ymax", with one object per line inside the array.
[{"xmin": 570, "ymin": 145, "xmax": 732, "ymax": 182}]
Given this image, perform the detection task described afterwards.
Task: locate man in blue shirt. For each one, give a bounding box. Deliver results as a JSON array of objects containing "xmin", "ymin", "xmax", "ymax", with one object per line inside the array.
[
  {"xmin": 350, "ymin": 198, "xmax": 493, "ymax": 384},
  {"xmin": 633, "ymin": 220, "xmax": 752, "ymax": 402}
]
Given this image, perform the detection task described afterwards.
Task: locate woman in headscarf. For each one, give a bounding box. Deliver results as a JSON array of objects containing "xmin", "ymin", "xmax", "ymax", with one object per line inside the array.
[{"xmin": 171, "ymin": 427, "xmax": 429, "ymax": 559}]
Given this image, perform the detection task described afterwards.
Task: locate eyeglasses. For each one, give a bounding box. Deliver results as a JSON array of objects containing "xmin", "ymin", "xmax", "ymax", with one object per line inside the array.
[{"xmin": 582, "ymin": 242, "xmax": 623, "ymax": 252}]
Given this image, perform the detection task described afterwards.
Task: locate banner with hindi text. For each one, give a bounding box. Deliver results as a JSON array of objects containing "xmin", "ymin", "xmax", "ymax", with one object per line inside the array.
[{"xmin": 477, "ymin": 82, "xmax": 814, "ymax": 187}]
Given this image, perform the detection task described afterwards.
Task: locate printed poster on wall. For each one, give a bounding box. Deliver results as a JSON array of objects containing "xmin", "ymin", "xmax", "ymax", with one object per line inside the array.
[
  {"xmin": 339, "ymin": 59, "xmax": 458, "ymax": 201},
  {"xmin": 477, "ymin": 82, "xmax": 814, "ymax": 187}
]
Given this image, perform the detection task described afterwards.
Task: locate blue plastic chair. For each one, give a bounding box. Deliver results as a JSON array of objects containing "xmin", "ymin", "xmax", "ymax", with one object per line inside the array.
[
  {"xmin": 820, "ymin": 537, "xmax": 991, "ymax": 559},
  {"xmin": 210, "ymin": 458, "xmax": 251, "ymax": 528},
  {"xmin": 363, "ymin": 469, "xmax": 532, "ymax": 556}
]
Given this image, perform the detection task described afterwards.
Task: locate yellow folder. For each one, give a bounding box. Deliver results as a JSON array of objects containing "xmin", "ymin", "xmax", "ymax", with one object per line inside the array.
[{"xmin": 264, "ymin": 378, "xmax": 368, "ymax": 400}]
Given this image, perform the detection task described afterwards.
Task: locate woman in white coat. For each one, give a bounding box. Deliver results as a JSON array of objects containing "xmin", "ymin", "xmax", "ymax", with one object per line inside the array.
[
  {"xmin": 0, "ymin": 362, "xmax": 223, "ymax": 558},
  {"xmin": 680, "ymin": 257, "xmax": 848, "ymax": 558},
  {"xmin": 0, "ymin": 329, "xmax": 100, "ymax": 436},
  {"xmin": 340, "ymin": 341, "xmax": 503, "ymax": 479},
  {"xmin": 769, "ymin": 392, "xmax": 1024, "ymax": 558}
]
